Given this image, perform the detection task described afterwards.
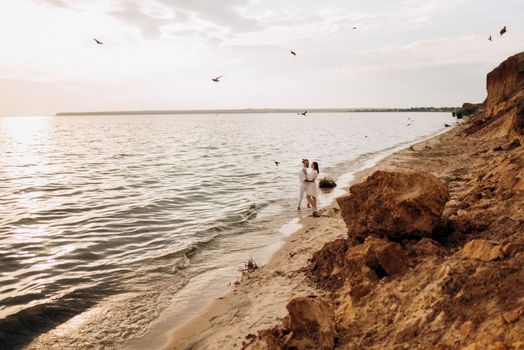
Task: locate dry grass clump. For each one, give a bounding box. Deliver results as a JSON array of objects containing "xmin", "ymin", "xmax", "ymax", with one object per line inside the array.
[
  {"xmin": 240, "ymin": 257, "xmax": 259, "ymax": 274},
  {"xmin": 233, "ymin": 257, "xmax": 260, "ymax": 286}
]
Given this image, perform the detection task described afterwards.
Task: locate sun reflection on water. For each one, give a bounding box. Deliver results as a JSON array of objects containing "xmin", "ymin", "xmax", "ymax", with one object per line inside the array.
[{"xmin": 1, "ymin": 115, "xmax": 53, "ymax": 193}]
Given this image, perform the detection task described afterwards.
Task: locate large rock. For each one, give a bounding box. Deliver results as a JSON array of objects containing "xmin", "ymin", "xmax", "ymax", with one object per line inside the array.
[
  {"xmin": 345, "ymin": 236, "xmax": 412, "ymax": 302},
  {"xmin": 282, "ymin": 297, "xmax": 336, "ymax": 350},
  {"xmin": 255, "ymin": 297, "xmax": 336, "ymax": 350},
  {"xmin": 309, "ymin": 236, "xmax": 411, "ymax": 297},
  {"xmin": 346, "ymin": 236, "xmax": 411, "ymax": 277},
  {"xmin": 337, "ymin": 171, "xmax": 450, "ymax": 239}
]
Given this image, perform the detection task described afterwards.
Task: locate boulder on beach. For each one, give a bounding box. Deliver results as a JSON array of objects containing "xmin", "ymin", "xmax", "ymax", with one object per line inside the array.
[
  {"xmin": 337, "ymin": 171, "xmax": 450, "ymax": 239},
  {"xmin": 252, "ymin": 296, "xmax": 336, "ymax": 350},
  {"xmin": 282, "ymin": 297, "xmax": 336, "ymax": 350}
]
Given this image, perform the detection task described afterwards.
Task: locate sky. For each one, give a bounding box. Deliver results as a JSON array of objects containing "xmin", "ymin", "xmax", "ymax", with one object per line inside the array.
[{"xmin": 0, "ymin": 0, "xmax": 523, "ymax": 115}]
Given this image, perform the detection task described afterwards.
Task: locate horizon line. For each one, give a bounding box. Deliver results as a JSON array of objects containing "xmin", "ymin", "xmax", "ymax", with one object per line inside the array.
[{"xmin": 55, "ymin": 106, "xmax": 459, "ymax": 116}]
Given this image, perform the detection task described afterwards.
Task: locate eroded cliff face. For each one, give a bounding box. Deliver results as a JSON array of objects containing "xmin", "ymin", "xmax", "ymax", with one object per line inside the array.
[
  {"xmin": 244, "ymin": 52, "xmax": 524, "ymax": 350},
  {"xmin": 485, "ymin": 52, "xmax": 524, "ymax": 117},
  {"xmin": 513, "ymin": 98, "xmax": 524, "ymax": 137},
  {"xmin": 468, "ymin": 52, "xmax": 524, "ymax": 146}
]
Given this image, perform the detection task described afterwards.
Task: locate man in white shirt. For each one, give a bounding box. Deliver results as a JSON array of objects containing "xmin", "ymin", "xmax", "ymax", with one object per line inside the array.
[{"xmin": 297, "ymin": 159, "xmax": 310, "ymax": 210}]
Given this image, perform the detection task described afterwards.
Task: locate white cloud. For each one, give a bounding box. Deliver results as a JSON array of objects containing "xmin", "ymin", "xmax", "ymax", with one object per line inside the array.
[
  {"xmin": 110, "ymin": 1, "xmax": 177, "ymax": 39},
  {"xmin": 1, "ymin": 0, "xmax": 523, "ymax": 114}
]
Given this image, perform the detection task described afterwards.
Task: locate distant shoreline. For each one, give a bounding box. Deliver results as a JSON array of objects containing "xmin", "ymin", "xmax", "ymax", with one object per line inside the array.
[{"xmin": 56, "ymin": 107, "xmax": 456, "ymax": 116}]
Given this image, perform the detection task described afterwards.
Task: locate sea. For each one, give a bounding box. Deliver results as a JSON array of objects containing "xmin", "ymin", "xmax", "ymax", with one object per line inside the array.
[{"xmin": 0, "ymin": 112, "xmax": 456, "ymax": 349}]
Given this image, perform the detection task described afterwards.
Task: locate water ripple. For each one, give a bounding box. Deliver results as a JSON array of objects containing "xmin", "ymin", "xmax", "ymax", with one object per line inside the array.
[{"xmin": 0, "ymin": 112, "xmax": 456, "ymax": 349}]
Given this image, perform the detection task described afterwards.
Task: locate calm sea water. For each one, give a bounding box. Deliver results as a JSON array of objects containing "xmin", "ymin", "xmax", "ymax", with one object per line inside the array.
[{"xmin": 0, "ymin": 112, "xmax": 455, "ymax": 349}]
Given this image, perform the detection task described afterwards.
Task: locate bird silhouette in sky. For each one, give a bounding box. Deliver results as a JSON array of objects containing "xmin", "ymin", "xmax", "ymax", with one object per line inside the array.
[
  {"xmin": 212, "ymin": 76, "xmax": 223, "ymax": 82},
  {"xmin": 500, "ymin": 26, "xmax": 507, "ymax": 36},
  {"xmin": 93, "ymin": 38, "xmax": 103, "ymax": 45},
  {"xmin": 274, "ymin": 161, "xmax": 280, "ymax": 166},
  {"xmin": 298, "ymin": 110, "xmax": 308, "ymax": 116},
  {"xmin": 352, "ymin": 26, "xmax": 357, "ymax": 30},
  {"xmin": 488, "ymin": 35, "xmax": 492, "ymax": 41},
  {"xmin": 290, "ymin": 50, "xmax": 297, "ymax": 57}
]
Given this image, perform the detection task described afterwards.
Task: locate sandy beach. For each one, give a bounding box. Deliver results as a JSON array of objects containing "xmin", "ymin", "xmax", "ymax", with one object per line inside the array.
[{"xmin": 165, "ymin": 52, "xmax": 524, "ymax": 350}]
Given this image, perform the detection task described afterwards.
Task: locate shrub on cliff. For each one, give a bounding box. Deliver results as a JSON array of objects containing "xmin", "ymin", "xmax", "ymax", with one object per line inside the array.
[{"xmin": 455, "ymin": 102, "xmax": 482, "ymax": 119}]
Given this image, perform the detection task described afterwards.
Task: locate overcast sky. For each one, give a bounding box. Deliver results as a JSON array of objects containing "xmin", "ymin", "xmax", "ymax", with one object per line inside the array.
[{"xmin": 1, "ymin": 0, "xmax": 523, "ymax": 115}]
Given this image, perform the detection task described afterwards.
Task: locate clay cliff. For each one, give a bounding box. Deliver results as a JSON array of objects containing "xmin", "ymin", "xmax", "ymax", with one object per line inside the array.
[{"xmin": 245, "ymin": 51, "xmax": 524, "ymax": 349}]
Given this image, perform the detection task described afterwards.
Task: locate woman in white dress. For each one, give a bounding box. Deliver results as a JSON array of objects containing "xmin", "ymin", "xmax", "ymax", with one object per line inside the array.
[{"xmin": 305, "ymin": 161, "xmax": 319, "ymax": 212}]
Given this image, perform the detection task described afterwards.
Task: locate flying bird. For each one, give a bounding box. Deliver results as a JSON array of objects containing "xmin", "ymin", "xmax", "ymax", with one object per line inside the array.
[
  {"xmin": 212, "ymin": 76, "xmax": 223, "ymax": 82},
  {"xmin": 274, "ymin": 161, "xmax": 280, "ymax": 166},
  {"xmin": 298, "ymin": 110, "xmax": 308, "ymax": 116},
  {"xmin": 352, "ymin": 26, "xmax": 358, "ymax": 30},
  {"xmin": 290, "ymin": 50, "xmax": 297, "ymax": 57},
  {"xmin": 93, "ymin": 38, "xmax": 103, "ymax": 45},
  {"xmin": 488, "ymin": 35, "xmax": 492, "ymax": 42},
  {"xmin": 500, "ymin": 26, "xmax": 507, "ymax": 36}
]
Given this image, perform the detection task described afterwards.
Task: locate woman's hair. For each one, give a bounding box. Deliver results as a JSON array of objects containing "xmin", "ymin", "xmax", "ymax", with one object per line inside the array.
[{"xmin": 312, "ymin": 161, "xmax": 319, "ymax": 173}]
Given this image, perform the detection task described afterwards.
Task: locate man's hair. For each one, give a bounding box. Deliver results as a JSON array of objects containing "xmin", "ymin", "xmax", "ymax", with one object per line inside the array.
[{"xmin": 302, "ymin": 159, "xmax": 309, "ymax": 163}]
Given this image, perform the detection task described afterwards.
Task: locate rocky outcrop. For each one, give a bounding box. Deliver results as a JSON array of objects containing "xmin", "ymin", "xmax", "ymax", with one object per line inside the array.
[
  {"xmin": 345, "ymin": 236, "xmax": 412, "ymax": 302},
  {"xmin": 485, "ymin": 52, "xmax": 524, "ymax": 117},
  {"xmin": 337, "ymin": 171, "xmax": 450, "ymax": 239},
  {"xmin": 308, "ymin": 238, "xmax": 349, "ymax": 290},
  {"xmin": 310, "ymin": 236, "xmax": 412, "ymax": 302},
  {"xmin": 282, "ymin": 297, "xmax": 336, "ymax": 349},
  {"xmin": 469, "ymin": 52, "xmax": 524, "ymax": 143},
  {"xmin": 250, "ymin": 297, "xmax": 336, "ymax": 350}
]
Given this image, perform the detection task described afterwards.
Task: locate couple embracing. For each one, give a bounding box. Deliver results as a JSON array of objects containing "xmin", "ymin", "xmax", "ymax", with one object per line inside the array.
[{"xmin": 297, "ymin": 159, "xmax": 320, "ymax": 215}]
